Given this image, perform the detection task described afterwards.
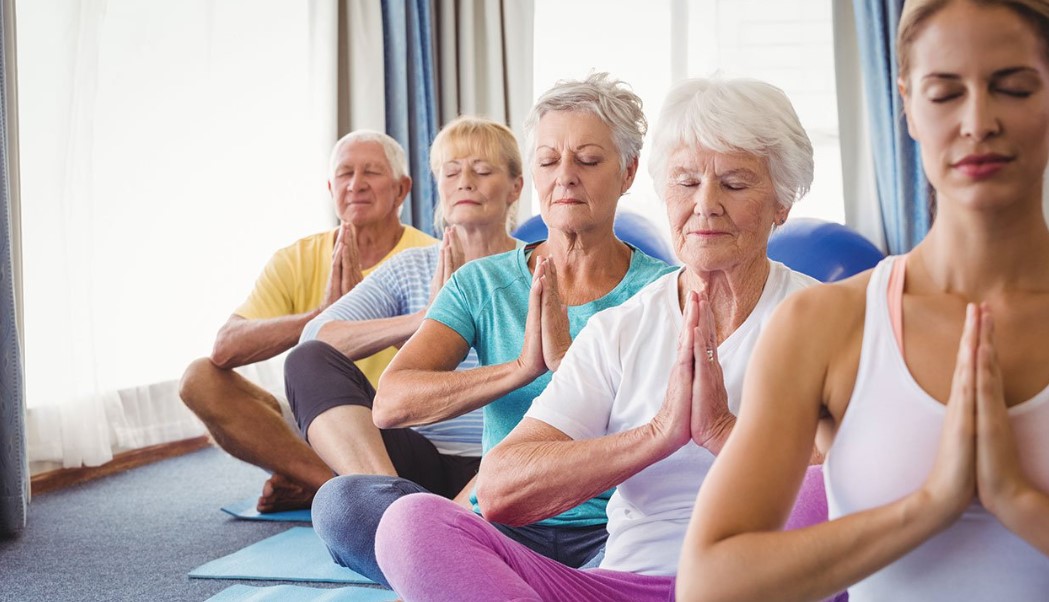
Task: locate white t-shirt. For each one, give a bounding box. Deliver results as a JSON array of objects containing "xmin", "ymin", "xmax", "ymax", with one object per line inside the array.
[{"xmin": 526, "ymin": 261, "xmax": 816, "ymax": 575}]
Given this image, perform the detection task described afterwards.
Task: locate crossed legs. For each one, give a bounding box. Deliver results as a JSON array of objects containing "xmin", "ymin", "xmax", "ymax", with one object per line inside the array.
[
  {"xmin": 181, "ymin": 341, "xmax": 473, "ymax": 514},
  {"xmin": 179, "ymin": 357, "xmax": 334, "ymax": 511}
]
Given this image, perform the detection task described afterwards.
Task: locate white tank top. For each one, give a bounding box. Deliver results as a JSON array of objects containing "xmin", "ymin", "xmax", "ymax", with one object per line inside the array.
[{"xmin": 824, "ymin": 256, "xmax": 1049, "ymax": 601}]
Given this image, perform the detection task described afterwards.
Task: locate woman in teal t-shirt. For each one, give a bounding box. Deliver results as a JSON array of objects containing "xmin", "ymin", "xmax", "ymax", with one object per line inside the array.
[{"xmin": 373, "ymin": 73, "xmax": 674, "ymax": 569}]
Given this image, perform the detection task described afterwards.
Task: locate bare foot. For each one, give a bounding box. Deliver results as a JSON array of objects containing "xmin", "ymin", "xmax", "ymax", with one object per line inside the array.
[{"xmin": 257, "ymin": 474, "xmax": 316, "ymax": 513}]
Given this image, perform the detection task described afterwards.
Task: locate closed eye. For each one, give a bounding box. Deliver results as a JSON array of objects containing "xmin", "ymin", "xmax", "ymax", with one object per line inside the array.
[{"xmin": 997, "ymin": 88, "xmax": 1032, "ymax": 98}]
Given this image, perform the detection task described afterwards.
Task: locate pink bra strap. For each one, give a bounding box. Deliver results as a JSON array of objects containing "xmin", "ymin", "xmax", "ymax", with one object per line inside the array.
[{"xmin": 887, "ymin": 255, "xmax": 908, "ymax": 357}]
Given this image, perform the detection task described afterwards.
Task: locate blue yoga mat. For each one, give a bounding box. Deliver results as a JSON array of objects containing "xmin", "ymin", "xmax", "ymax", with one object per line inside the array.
[
  {"xmin": 190, "ymin": 527, "xmax": 374, "ymax": 584},
  {"xmin": 221, "ymin": 497, "xmax": 312, "ymax": 522},
  {"xmin": 206, "ymin": 584, "xmax": 397, "ymax": 602}
]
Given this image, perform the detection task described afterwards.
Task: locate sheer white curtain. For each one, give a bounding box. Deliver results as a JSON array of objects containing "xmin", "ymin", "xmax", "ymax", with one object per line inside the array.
[
  {"xmin": 18, "ymin": 0, "xmax": 338, "ymax": 470},
  {"xmin": 434, "ymin": 0, "xmax": 534, "ymax": 226},
  {"xmin": 341, "ymin": 0, "xmax": 385, "ymax": 133}
]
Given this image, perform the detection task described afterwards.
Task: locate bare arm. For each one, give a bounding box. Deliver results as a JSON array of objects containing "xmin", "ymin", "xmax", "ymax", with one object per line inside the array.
[
  {"xmin": 215, "ymin": 224, "xmax": 365, "ymax": 369},
  {"xmin": 478, "ymin": 418, "xmax": 677, "ymax": 526},
  {"xmin": 678, "ymin": 288, "xmax": 979, "ymax": 602},
  {"xmin": 315, "ymin": 311, "xmax": 425, "ymax": 360},
  {"xmin": 990, "ymin": 488, "xmax": 1049, "ymax": 555},
  {"xmin": 373, "ymin": 263, "xmax": 549, "ymax": 429},
  {"xmin": 211, "ymin": 313, "xmax": 318, "ymax": 369},
  {"xmin": 373, "ymin": 319, "xmax": 543, "ymax": 428},
  {"xmin": 986, "ymin": 486, "xmax": 1049, "ymax": 557}
]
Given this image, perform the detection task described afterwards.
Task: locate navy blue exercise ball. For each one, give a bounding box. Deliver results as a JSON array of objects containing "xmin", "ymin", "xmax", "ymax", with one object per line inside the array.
[
  {"xmin": 510, "ymin": 213, "xmax": 549, "ymax": 245},
  {"xmin": 767, "ymin": 218, "xmax": 884, "ymax": 283},
  {"xmin": 512, "ymin": 211, "xmax": 678, "ymax": 265}
]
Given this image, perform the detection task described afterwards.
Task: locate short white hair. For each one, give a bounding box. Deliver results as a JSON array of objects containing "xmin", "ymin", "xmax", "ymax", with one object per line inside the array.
[
  {"xmin": 648, "ymin": 77, "xmax": 814, "ymax": 209},
  {"xmin": 523, "ymin": 72, "xmax": 646, "ymax": 173},
  {"xmin": 328, "ymin": 130, "xmax": 409, "ymax": 181}
]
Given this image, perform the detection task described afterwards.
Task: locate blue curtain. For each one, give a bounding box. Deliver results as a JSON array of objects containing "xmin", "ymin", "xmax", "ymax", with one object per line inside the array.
[
  {"xmin": 852, "ymin": 0, "xmax": 931, "ymax": 254},
  {"xmin": 0, "ymin": 0, "xmax": 26, "ymax": 539},
  {"xmin": 381, "ymin": 0, "xmax": 440, "ymax": 237}
]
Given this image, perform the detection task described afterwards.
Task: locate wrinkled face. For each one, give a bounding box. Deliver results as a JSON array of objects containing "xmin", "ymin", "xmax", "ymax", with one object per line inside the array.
[
  {"xmin": 663, "ymin": 145, "xmax": 786, "ymax": 272},
  {"xmin": 437, "ymin": 154, "xmax": 522, "ymax": 229},
  {"xmin": 532, "ymin": 110, "xmax": 637, "ymax": 235},
  {"xmin": 328, "ymin": 140, "xmax": 408, "ymax": 226},
  {"xmin": 901, "ymin": 1, "xmax": 1049, "ymax": 211}
]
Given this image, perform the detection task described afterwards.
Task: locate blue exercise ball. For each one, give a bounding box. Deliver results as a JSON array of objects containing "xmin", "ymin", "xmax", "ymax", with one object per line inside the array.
[
  {"xmin": 510, "ymin": 213, "xmax": 549, "ymax": 245},
  {"xmin": 768, "ymin": 218, "xmax": 885, "ymax": 283},
  {"xmin": 512, "ymin": 211, "xmax": 678, "ymax": 265}
]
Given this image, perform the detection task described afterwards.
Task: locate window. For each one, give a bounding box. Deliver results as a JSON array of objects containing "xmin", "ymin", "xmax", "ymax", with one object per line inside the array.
[
  {"xmin": 17, "ymin": 0, "xmax": 337, "ymax": 466},
  {"xmin": 533, "ymin": 0, "xmax": 843, "ymax": 239}
]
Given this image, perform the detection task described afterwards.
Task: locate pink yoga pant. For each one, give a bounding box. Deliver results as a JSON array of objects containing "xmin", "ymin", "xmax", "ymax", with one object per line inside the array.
[
  {"xmin": 374, "ymin": 465, "xmax": 844, "ymax": 601},
  {"xmin": 375, "ymin": 493, "xmax": 674, "ymax": 602}
]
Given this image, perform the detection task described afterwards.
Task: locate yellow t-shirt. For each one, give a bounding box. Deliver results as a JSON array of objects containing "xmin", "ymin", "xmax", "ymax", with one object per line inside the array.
[{"xmin": 236, "ymin": 224, "xmax": 436, "ymax": 386}]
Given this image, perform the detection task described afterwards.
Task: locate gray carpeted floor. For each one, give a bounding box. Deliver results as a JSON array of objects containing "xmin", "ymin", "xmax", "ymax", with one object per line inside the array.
[{"xmin": 0, "ymin": 446, "xmax": 345, "ymax": 602}]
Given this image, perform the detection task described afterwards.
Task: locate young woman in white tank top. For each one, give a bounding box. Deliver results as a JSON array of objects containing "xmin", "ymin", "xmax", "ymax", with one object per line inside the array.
[{"xmin": 675, "ymin": 1, "xmax": 1049, "ymax": 601}]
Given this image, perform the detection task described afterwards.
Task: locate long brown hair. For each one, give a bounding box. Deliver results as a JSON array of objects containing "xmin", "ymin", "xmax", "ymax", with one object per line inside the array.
[{"xmin": 897, "ymin": 0, "xmax": 1049, "ymax": 81}]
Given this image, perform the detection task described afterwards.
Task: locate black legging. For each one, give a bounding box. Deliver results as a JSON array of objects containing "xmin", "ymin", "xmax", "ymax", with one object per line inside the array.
[{"xmin": 284, "ymin": 340, "xmax": 479, "ymax": 498}]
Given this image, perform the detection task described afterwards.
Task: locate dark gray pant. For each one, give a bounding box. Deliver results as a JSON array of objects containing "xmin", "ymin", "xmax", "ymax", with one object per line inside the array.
[
  {"xmin": 312, "ymin": 474, "xmax": 608, "ymax": 588},
  {"xmin": 284, "ymin": 340, "xmax": 479, "ymax": 498}
]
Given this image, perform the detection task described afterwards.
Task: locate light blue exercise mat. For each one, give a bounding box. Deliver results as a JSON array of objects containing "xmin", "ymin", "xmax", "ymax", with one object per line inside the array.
[
  {"xmin": 206, "ymin": 584, "xmax": 397, "ymax": 602},
  {"xmin": 190, "ymin": 527, "xmax": 375, "ymax": 584},
  {"xmin": 221, "ymin": 497, "xmax": 312, "ymax": 522}
]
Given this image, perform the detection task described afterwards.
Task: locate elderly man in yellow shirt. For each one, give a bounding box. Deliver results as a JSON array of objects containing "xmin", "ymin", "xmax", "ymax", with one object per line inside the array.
[{"xmin": 180, "ymin": 131, "xmax": 435, "ymax": 512}]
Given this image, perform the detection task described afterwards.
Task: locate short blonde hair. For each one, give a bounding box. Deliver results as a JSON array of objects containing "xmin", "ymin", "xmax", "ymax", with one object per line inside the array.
[
  {"xmin": 430, "ymin": 116, "xmax": 523, "ymax": 230},
  {"xmin": 429, "ymin": 116, "xmax": 522, "ymax": 179}
]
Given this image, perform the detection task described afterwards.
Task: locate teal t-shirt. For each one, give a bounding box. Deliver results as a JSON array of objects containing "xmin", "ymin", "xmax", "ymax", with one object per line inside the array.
[{"xmin": 426, "ymin": 241, "xmax": 675, "ymax": 526}]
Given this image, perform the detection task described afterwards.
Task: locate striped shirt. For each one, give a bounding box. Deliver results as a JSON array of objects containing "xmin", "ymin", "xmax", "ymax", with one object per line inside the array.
[{"xmin": 301, "ymin": 244, "xmax": 482, "ymax": 457}]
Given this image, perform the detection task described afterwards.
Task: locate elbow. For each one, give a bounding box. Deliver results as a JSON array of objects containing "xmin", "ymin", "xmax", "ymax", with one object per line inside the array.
[
  {"xmin": 475, "ymin": 480, "xmax": 517, "ymax": 526},
  {"xmin": 371, "ymin": 389, "xmax": 410, "ymax": 429},
  {"xmin": 477, "ymin": 494, "xmax": 529, "ymax": 528},
  {"xmin": 474, "ymin": 456, "xmax": 527, "ymax": 527},
  {"xmin": 308, "ymin": 322, "xmax": 333, "ymax": 346}
]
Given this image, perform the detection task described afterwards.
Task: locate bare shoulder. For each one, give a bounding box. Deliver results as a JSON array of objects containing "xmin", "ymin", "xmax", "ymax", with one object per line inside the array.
[
  {"xmin": 772, "ymin": 271, "xmax": 872, "ymax": 419},
  {"xmin": 773, "ymin": 271, "xmax": 869, "ymax": 337}
]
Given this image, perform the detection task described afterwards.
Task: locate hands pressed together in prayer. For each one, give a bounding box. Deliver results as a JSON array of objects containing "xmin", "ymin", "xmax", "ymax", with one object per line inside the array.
[
  {"xmin": 925, "ymin": 303, "xmax": 1037, "ymax": 530},
  {"xmin": 429, "ymin": 227, "xmax": 466, "ymax": 305},
  {"xmin": 651, "ymin": 290, "xmax": 735, "ymax": 455},
  {"xmin": 323, "ymin": 223, "xmax": 365, "ymax": 309},
  {"xmin": 517, "ymin": 256, "xmax": 572, "ymax": 378}
]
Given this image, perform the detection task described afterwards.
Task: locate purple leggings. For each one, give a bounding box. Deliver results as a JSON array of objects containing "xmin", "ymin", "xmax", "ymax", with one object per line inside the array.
[
  {"xmin": 374, "ymin": 466, "xmax": 846, "ymax": 602},
  {"xmin": 376, "ymin": 493, "xmax": 674, "ymax": 602}
]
